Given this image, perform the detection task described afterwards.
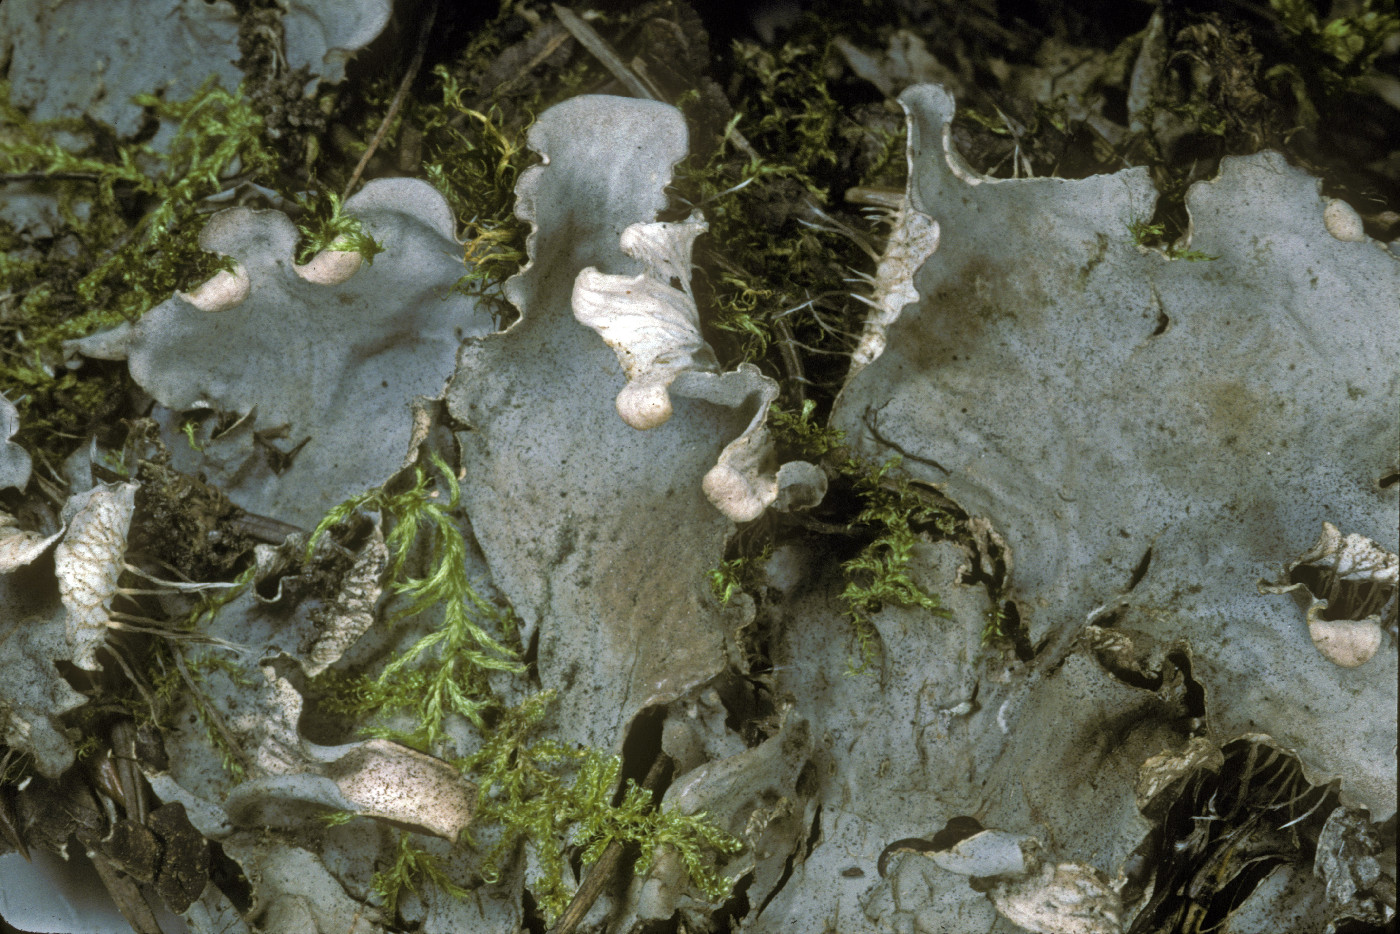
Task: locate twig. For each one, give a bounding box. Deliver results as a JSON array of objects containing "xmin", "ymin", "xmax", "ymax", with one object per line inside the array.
[
  {"xmin": 772, "ymin": 316, "xmax": 807, "ymax": 405},
  {"xmin": 552, "ymin": 4, "xmax": 764, "ymax": 165},
  {"xmin": 552, "ymin": 4, "xmax": 657, "ymax": 100},
  {"xmin": 101, "ymin": 644, "xmax": 161, "ymax": 723},
  {"xmin": 341, "ymin": 0, "xmax": 438, "ymax": 202},
  {"xmin": 0, "ymin": 171, "xmax": 111, "ymax": 184},
  {"xmin": 171, "ymin": 647, "xmax": 255, "ymax": 776},
  {"xmin": 227, "ymin": 510, "xmax": 306, "ymax": 544},
  {"xmin": 547, "ymin": 754, "xmax": 671, "ymax": 934},
  {"xmin": 0, "ymin": 749, "xmax": 28, "ymax": 861}
]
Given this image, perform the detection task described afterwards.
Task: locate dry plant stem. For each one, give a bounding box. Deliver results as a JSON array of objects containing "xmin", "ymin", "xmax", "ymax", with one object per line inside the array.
[
  {"xmin": 547, "ymin": 754, "xmax": 671, "ymax": 934},
  {"xmin": 553, "ymin": 4, "xmax": 763, "ymax": 164},
  {"xmin": 845, "ymin": 185, "xmax": 905, "ymax": 210},
  {"xmin": 0, "ymin": 171, "xmax": 110, "ymax": 184},
  {"xmin": 553, "ymin": 4, "xmax": 656, "ymax": 99},
  {"xmin": 87, "ymin": 846, "xmax": 163, "ymax": 934},
  {"xmin": 0, "ymin": 751, "xmax": 27, "ymax": 860},
  {"xmin": 171, "ymin": 647, "xmax": 254, "ymax": 776},
  {"xmin": 773, "ymin": 316, "xmax": 807, "ymax": 404},
  {"xmin": 0, "ymin": 793, "xmax": 25, "ymax": 860},
  {"xmin": 109, "ymin": 720, "xmax": 147, "ymax": 823},
  {"xmin": 228, "ymin": 510, "xmax": 306, "ymax": 543},
  {"xmin": 102, "ymin": 643, "xmax": 160, "ymax": 722},
  {"xmin": 341, "ymin": 0, "xmax": 438, "ymax": 202}
]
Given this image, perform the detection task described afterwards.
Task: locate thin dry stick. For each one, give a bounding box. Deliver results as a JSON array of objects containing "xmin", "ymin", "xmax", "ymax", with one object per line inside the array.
[
  {"xmin": 171, "ymin": 647, "xmax": 255, "ymax": 776},
  {"xmin": 0, "ymin": 171, "xmax": 109, "ymax": 184},
  {"xmin": 341, "ymin": 1, "xmax": 438, "ymax": 202},
  {"xmin": 552, "ymin": 4, "xmax": 765, "ymax": 165},
  {"xmin": 772, "ymin": 316, "xmax": 807, "ymax": 404},
  {"xmin": 552, "ymin": 4, "xmax": 656, "ymax": 100},
  {"xmin": 547, "ymin": 754, "xmax": 671, "ymax": 934}
]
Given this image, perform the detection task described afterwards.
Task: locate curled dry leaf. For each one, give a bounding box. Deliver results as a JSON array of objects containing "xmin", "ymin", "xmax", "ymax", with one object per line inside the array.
[
  {"xmin": 54, "ymin": 481, "xmax": 138, "ymax": 671},
  {"xmin": 573, "ymin": 214, "xmax": 715, "ymax": 430},
  {"xmin": 574, "ymin": 214, "xmax": 825, "ymax": 522},
  {"xmin": 0, "ymin": 395, "xmax": 32, "ymax": 492},
  {"xmin": 1260, "ymin": 522, "xmax": 1397, "ymax": 668},
  {"xmin": 0, "ymin": 513, "xmax": 64, "ymax": 571},
  {"xmin": 988, "ymin": 852, "xmax": 1123, "ymax": 934}
]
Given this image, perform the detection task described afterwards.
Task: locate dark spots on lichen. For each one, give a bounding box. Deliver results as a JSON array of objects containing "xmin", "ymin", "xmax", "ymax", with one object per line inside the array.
[{"xmin": 1077, "ymin": 232, "xmax": 1110, "ymax": 287}]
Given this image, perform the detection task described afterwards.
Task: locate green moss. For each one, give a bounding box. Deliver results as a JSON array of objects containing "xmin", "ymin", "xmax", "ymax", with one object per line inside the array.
[
  {"xmin": 709, "ymin": 545, "xmax": 773, "ymax": 606},
  {"xmin": 292, "ymin": 190, "xmax": 383, "ymax": 264},
  {"xmin": 1129, "ymin": 218, "xmax": 1218, "ymax": 262},
  {"xmin": 671, "ymin": 39, "xmax": 870, "ymax": 365},
  {"xmin": 768, "ymin": 403, "xmax": 964, "ymax": 669},
  {"xmin": 459, "ymin": 691, "xmax": 740, "ymax": 923},
  {"xmin": 308, "ymin": 453, "xmax": 521, "ymax": 749},
  {"xmin": 981, "ymin": 602, "xmax": 1013, "ymax": 644},
  {"xmin": 372, "ymin": 831, "xmax": 470, "ymax": 920},
  {"xmin": 335, "ymin": 8, "xmax": 605, "ymax": 320},
  {"xmin": 0, "ymin": 77, "xmax": 277, "ymax": 466},
  {"xmin": 179, "ymin": 418, "xmax": 206, "ymax": 452},
  {"xmin": 837, "ymin": 456, "xmax": 957, "ymax": 672},
  {"xmin": 309, "ymin": 457, "xmax": 740, "ymax": 923},
  {"xmin": 769, "ymin": 398, "xmax": 844, "ymax": 458},
  {"xmin": 146, "ymin": 640, "xmax": 256, "ymax": 782},
  {"xmin": 1270, "ymin": 0, "xmax": 1400, "ymax": 86}
]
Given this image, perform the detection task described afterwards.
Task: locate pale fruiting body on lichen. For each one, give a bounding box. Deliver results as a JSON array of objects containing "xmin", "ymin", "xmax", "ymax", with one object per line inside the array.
[
  {"xmin": 1323, "ymin": 198, "xmax": 1366, "ymax": 242},
  {"xmin": 324, "ymin": 739, "xmax": 475, "ymax": 842},
  {"xmin": 574, "ymin": 216, "xmax": 824, "ymax": 522},
  {"xmin": 1309, "ymin": 618, "xmax": 1385, "ymax": 669},
  {"xmin": 572, "ymin": 215, "xmax": 713, "ymax": 430},
  {"xmin": 293, "ymin": 249, "xmax": 363, "ymax": 285},
  {"xmin": 616, "ymin": 379, "xmax": 676, "ymax": 430},
  {"xmin": 178, "ymin": 262, "xmax": 251, "ymax": 311},
  {"xmin": 54, "ymin": 481, "xmax": 138, "ymax": 671},
  {"xmin": 1260, "ymin": 521, "xmax": 1396, "ymax": 668}
]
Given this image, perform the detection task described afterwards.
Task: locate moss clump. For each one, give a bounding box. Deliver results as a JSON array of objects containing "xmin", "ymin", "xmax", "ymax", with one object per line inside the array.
[
  {"xmin": 0, "ymin": 77, "xmax": 277, "ymax": 466},
  {"xmin": 325, "ymin": 7, "xmax": 606, "ymax": 322},
  {"xmin": 291, "ymin": 190, "xmax": 383, "ymax": 264},
  {"xmin": 760, "ymin": 401, "xmax": 963, "ymax": 671},
  {"xmin": 670, "ymin": 38, "xmax": 885, "ymax": 370},
  {"xmin": 709, "ymin": 545, "xmax": 773, "ymax": 607},
  {"xmin": 835, "ymin": 456, "xmax": 957, "ymax": 672},
  {"xmin": 309, "ymin": 456, "xmax": 740, "ymax": 923},
  {"xmin": 1128, "ymin": 218, "xmax": 1218, "ymax": 261},
  {"xmin": 369, "ymin": 831, "xmax": 470, "ymax": 920},
  {"xmin": 460, "ymin": 691, "xmax": 740, "ymax": 922},
  {"xmin": 147, "ymin": 641, "xmax": 257, "ymax": 782},
  {"xmin": 1270, "ymin": 0, "xmax": 1400, "ymax": 90},
  {"xmin": 308, "ymin": 454, "xmax": 522, "ymax": 749}
]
